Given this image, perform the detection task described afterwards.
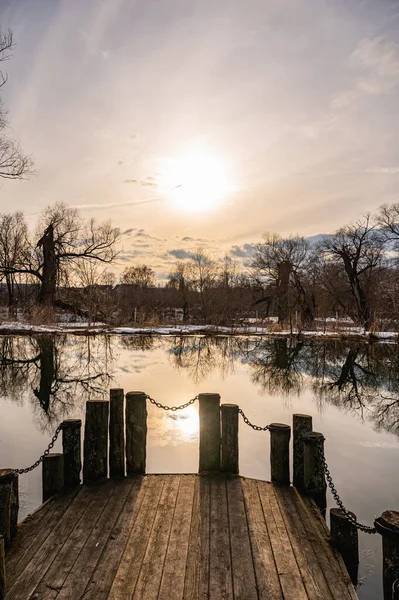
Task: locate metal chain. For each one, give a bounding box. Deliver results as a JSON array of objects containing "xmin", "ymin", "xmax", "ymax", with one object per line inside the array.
[
  {"xmin": 146, "ymin": 394, "xmax": 199, "ymax": 412},
  {"xmin": 392, "ymin": 579, "xmax": 399, "ymax": 600},
  {"xmin": 316, "ymin": 439, "xmax": 376, "ymax": 534},
  {"xmin": 238, "ymin": 408, "xmax": 270, "ymax": 431},
  {"xmin": 14, "ymin": 425, "xmax": 62, "ymax": 475}
]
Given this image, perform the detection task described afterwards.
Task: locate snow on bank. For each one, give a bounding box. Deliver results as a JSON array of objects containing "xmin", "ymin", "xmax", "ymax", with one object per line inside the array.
[{"xmin": 0, "ymin": 321, "xmax": 399, "ymax": 341}]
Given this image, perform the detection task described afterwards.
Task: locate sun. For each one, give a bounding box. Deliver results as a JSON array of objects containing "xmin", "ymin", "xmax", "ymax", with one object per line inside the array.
[{"xmin": 160, "ymin": 145, "xmax": 232, "ymax": 213}]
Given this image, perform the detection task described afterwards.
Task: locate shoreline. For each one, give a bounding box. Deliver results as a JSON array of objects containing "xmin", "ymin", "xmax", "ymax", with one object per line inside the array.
[{"xmin": 0, "ymin": 322, "xmax": 398, "ymax": 342}]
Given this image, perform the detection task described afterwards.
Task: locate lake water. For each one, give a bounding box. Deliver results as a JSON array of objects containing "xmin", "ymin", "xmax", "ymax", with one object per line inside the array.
[{"xmin": 0, "ymin": 334, "xmax": 398, "ymax": 599}]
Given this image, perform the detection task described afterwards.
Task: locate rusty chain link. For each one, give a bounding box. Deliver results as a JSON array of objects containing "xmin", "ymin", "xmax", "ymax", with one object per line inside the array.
[
  {"xmin": 146, "ymin": 394, "xmax": 199, "ymax": 412},
  {"xmin": 317, "ymin": 438, "xmax": 376, "ymax": 534},
  {"xmin": 14, "ymin": 425, "xmax": 62, "ymax": 475},
  {"xmin": 238, "ymin": 408, "xmax": 270, "ymax": 431}
]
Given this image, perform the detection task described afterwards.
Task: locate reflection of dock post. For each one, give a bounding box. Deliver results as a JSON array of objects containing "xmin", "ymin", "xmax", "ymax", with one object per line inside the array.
[
  {"xmin": 269, "ymin": 423, "xmax": 291, "ymax": 485},
  {"xmin": 199, "ymin": 393, "xmax": 221, "ymax": 473},
  {"xmin": 303, "ymin": 432, "xmax": 327, "ymax": 513},
  {"xmin": 293, "ymin": 414, "xmax": 312, "ymax": 490},
  {"xmin": 42, "ymin": 454, "xmax": 64, "ymax": 502},
  {"xmin": 330, "ymin": 508, "xmax": 359, "ymax": 586},
  {"xmin": 221, "ymin": 403, "xmax": 239, "ymax": 474},
  {"xmin": 125, "ymin": 392, "xmax": 147, "ymax": 475},
  {"xmin": 83, "ymin": 400, "xmax": 109, "ymax": 483},
  {"xmin": 61, "ymin": 419, "xmax": 82, "ymax": 487},
  {"xmin": 109, "ymin": 389, "xmax": 125, "ymax": 478},
  {"xmin": 375, "ymin": 510, "xmax": 399, "ymax": 600}
]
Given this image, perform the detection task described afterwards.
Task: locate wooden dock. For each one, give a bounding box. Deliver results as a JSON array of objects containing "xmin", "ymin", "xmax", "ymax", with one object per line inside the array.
[{"xmin": 5, "ymin": 474, "xmax": 356, "ymax": 600}]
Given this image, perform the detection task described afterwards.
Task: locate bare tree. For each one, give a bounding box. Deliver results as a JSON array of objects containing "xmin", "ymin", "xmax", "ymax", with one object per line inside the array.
[
  {"xmin": 121, "ymin": 264, "xmax": 155, "ymax": 288},
  {"xmin": 0, "ymin": 203, "xmax": 120, "ymax": 306},
  {"xmin": 0, "ymin": 212, "xmax": 28, "ymax": 307},
  {"xmin": 0, "ymin": 29, "xmax": 33, "ymax": 179},
  {"xmin": 252, "ymin": 233, "xmax": 313, "ymax": 325},
  {"xmin": 319, "ymin": 215, "xmax": 385, "ymax": 329}
]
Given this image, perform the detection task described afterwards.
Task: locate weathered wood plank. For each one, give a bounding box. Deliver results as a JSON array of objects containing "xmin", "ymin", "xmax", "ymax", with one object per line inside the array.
[
  {"xmin": 159, "ymin": 475, "xmax": 196, "ymax": 599},
  {"xmin": 133, "ymin": 476, "xmax": 181, "ymax": 599},
  {"xmin": 241, "ymin": 478, "xmax": 283, "ymax": 600},
  {"xmin": 5, "ymin": 486, "xmax": 83, "ymax": 589},
  {"xmin": 274, "ymin": 485, "xmax": 333, "ymax": 600},
  {"xmin": 107, "ymin": 475, "xmax": 165, "ymax": 600},
  {"xmin": 227, "ymin": 477, "xmax": 258, "ymax": 600},
  {"xmin": 30, "ymin": 480, "xmax": 117, "ymax": 599},
  {"xmin": 293, "ymin": 491, "xmax": 354, "ymax": 600},
  {"xmin": 183, "ymin": 476, "xmax": 201, "ymax": 600},
  {"xmin": 209, "ymin": 476, "xmax": 233, "ymax": 599},
  {"xmin": 57, "ymin": 480, "xmax": 133, "ymax": 600},
  {"xmin": 7, "ymin": 485, "xmax": 96, "ymax": 600},
  {"xmin": 257, "ymin": 481, "xmax": 308, "ymax": 600}
]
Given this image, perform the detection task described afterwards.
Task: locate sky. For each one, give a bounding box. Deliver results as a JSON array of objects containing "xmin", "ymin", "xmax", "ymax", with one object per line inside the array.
[{"xmin": 1, "ymin": 0, "xmax": 399, "ymax": 278}]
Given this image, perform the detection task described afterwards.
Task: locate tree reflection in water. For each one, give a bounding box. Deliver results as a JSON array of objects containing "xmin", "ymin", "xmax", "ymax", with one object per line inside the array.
[
  {"xmin": 1, "ymin": 334, "xmax": 399, "ymax": 437},
  {"xmin": 166, "ymin": 336, "xmax": 399, "ymax": 436},
  {"xmin": 0, "ymin": 335, "xmax": 114, "ymax": 430}
]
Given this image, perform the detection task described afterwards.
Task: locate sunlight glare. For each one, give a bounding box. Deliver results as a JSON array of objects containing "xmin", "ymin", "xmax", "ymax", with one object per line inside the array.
[
  {"xmin": 160, "ymin": 146, "xmax": 232, "ymax": 213},
  {"xmin": 169, "ymin": 405, "xmax": 199, "ymax": 441}
]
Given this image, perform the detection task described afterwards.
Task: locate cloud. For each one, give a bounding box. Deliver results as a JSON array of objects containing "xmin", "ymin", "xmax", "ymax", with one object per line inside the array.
[
  {"xmin": 363, "ymin": 167, "xmax": 399, "ymax": 174},
  {"xmin": 124, "ymin": 179, "xmax": 138, "ymax": 183},
  {"xmin": 230, "ymin": 243, "xmax": 256, "ymax": 258},
  {"xmin": 168, "ymin": 249, "xmax": 195, "ymax": 259},
  {"xmin": 72, "ymin": 197, "xmax": 163, "ymax": 211},
  {"xmin": 123, "ymin": 177, "xmax": 158, "ymax": 187},
  {"xmin": 352, "ymin": 37, "xmax": 399, "ymax": 94}
]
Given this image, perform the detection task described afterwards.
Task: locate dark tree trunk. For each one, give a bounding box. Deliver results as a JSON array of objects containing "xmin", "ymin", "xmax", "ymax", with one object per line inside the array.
[
  {"xmin": 276, "ymin": 261, "xmax": 291, "ymax": 324},
  {"xmin": 37, "ymin": 224, "xmax": 57, "ymax": 305},
  {"xmin": 33, "ymin": 336, "xmax": 55, "ymax": 412}
]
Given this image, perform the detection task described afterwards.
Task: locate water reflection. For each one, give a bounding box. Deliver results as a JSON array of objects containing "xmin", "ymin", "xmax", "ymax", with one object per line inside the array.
[
  {"xmin": 0, "ymin": 334, "xmax": 114, "ymax": 430},
  {"xmin": 0, "ymin": 334, "xmax": 398, "ymax": 437}
]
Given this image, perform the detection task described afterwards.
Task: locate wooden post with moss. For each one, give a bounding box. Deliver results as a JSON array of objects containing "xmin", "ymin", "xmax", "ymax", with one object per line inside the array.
[
  {"xmin": 199, "ymin": 393, "xmax": 221, "ymax": 473},
  {"xmin": 0, "ymin": 535, "xmax": 5, "ymax": 600},
  {"xmin": 61, "ymin": 419, "xmax": 82, "ymax": 488},
  {"xmin": 83, "ymin": 400, "xmax": 109, "ymax": 483},
  {"xmin": 269, "ymin": 423, "xmax": 291, "ymax": 485},
  {"xmin": 109, "ymin": 389, "xmax": 125, "ymax": 478},
  {"xmin": 0, "ymin": 469, "xmax": 18, "ymax": 546},
  {"xmin": 293, "ymin": 414, "xmax": 312, "ymax": 490},
  {"xmin": 42, "ymin": 454, "xmax": 64, "ymax": 502},
  {"xmin": 330, "ymin": 508, "xmax": 359, "ymax": 585},
  {"xmin": 125, "ymin": 392, "xmax": 147, "ymax": 475},
  {"xmin": 303, "ymin": 431, "xmax": 327, "ymax": 512},
  {"xmin": 375, "ymin": 510, "xmax": 399, "ymax": 600},
  {"xmin": 221, "ymin": 403, "xmax": 239, "ymax": 474}
]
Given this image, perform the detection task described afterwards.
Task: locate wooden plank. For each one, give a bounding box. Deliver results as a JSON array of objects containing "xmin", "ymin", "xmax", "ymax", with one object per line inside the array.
[
  {"xmin": 241, "ymin": 478, "xmax": 283, "ymax": 600},
  {"xmin": 274, "ymin": 485, "xmax": 333, "ymax": 600},
  {"xmin": 107, "ymin": 475, "xmax": 165, "ymax": 600},
  {"xmin": 30, "ymin": 480, "xmax": 117, "ymax": 599},
  {"xmin": 257, "ymin": 481, "xmax": 308, "ymax": 600},
  {"xmin": 183, "ymin": 476, "xmax": 201, "ymax": 600},
  {"xmin": 133, "ymin": 476, "xmax": 181, "ymax": 599},
  {"xmin": 184, "ymin": 475, "xmax": 212, "ymax": 600},
  {"xmin": 292, "ymin": 491, "xmax": 354, "ymax": 600},
  {"xmin": 300, "ymin": 494, "xmax": 358, "ymax": 600},
  {"xmin": 159, "ymin": 475, "xmax": 196, "ymax": 599},
  {"xmin": 7, "ymin": 485, "xmax": 96, "ymax": 600},
  {"xmin": 57, "ymin": 480, "xmax": 133, "ymax": 600},
  {"xmin": 226, "ymin": 477, "xmax": 258, "ymax": 600},
  {"xmin": 209, "ymin": 476, "xmax": 233, "ymax": 599},
  {"xmin": 5, "ymin": 487, "xmax": 81, "ymax": 586}
]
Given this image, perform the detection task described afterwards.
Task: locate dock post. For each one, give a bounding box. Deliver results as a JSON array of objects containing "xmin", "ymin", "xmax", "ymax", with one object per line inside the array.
[
  {"xmin": 83, "ymin": 399, "xmax": 109, "ymax": 483},
  {"xmin": 61, "ymin": 419, "xmax": 82, "ymax": 488},
  {"xmin": 125, "ymin": 392, "xmax": 147, "ymax": 475},
  {"xmin": 0, "ymin": 469, "xmax": 18, "ymax": 546},
  {"xmin": 0, "ymin": 535, "xmax": 5, "ymax": 600},
  {"xmin": 109, "ymin": 389, "xmax": 125, "ymax": 478},
  {"xmin": 199, "ymin": 393, "xmax": 221, "ymax": 473},
  {"xmin": 269, "ymin": 423, "xmax": 291, "ymax": 485},
  {"xmin": 330, "ymin": 508, "xmax": 359, "ymax": 585},
  {"xmin": 293, "ymin": 414, "xmax": 312, "ymax": 490},
  {"xmin": 42, "ymin": 454, "xmax": 64, "ymax": 502},
  {"xmin": 303, "ymin": 431, "xmax": 327, "ymax": 512},
  {"xmin": 221, "ymin": 403, "xmax": 239, "ymax": 474},
  {"xmin": 375, "ymin": 510, "xmax": 399, "ymax": 600}
]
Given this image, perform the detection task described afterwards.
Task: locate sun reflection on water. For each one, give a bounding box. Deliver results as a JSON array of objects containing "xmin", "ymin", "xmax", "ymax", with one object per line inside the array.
[{"xmin": 167, "ymin": 405, "xmax": 199, "ymax": 441}]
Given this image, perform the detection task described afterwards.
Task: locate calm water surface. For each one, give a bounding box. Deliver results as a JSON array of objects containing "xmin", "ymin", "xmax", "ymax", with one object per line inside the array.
[{"xmin": 0, "ymin": 334, "xmax": 398, "ymax": 600}]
